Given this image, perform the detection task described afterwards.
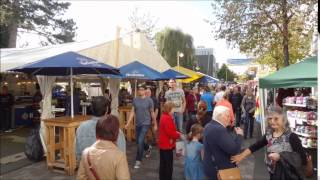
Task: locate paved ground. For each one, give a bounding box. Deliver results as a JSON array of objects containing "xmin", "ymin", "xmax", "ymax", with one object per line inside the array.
[
  {"xmin": 0, "ymin": 127, "xmax": 34, "ymax": 174},
  {"xmin": 1, "ymin": 122, "xmax": 266, "ymax": 180}
]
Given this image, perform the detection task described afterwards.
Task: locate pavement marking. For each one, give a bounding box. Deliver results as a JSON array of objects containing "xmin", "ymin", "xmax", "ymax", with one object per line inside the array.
[{"xmin": 0, "ymin": 152, "xmax": 26, "ymax": 164}]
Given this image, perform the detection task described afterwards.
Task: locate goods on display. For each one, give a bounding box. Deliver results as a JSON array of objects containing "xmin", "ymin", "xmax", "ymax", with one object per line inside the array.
[{"xmin": 283, "ymin": 96, "xmax": 318, "ymax": 149}]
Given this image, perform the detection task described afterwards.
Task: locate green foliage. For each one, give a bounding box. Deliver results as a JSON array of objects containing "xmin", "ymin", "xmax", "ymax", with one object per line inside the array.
[
  {"xmin": 0, "ymin": 0, "xmax": 77, "ymax": 48},
  {"xmin": 209, "ymin": 0, "xmax": 318, "ymax": 68},
  {"xmin": 256, "ymin": 16, "xmax": 313, "ymax": 69},
  {"xmin": 217, "ymin": 64, "xmax": 237, "ymax": 82},
  {"xmin": 155, "ymin": 27, "xmax": 195, "ymax": 69}
]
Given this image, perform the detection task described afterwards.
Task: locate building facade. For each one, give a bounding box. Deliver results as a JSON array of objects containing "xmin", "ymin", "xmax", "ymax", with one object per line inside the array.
[{"xmin": 194, "ymin": 46, "xmax": 217, "ymax": 77}]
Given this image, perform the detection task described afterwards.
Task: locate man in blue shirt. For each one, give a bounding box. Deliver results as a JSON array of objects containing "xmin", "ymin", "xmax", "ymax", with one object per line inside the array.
[
  {"xmin": 76, "ymin": 96, "xmax": 126, "ymax": 161},
  {"xmin": 203, "ymin": 106, "xmax": 244, "ymax": 180},
  {"xmin": 200, "ymin": 86, "xmax": 214, "ymax": 117}
]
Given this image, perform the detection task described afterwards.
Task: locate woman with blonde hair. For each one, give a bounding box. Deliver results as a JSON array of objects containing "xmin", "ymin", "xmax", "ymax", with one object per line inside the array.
[{"xmin": 231, "ymin": 105, "xmax": 309, "ymax": 179}]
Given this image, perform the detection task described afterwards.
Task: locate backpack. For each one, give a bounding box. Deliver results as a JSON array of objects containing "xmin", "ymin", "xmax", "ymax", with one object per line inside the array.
[{"xmin": 24, "ymin": 126, "xmax": 44, "ymax": 162}]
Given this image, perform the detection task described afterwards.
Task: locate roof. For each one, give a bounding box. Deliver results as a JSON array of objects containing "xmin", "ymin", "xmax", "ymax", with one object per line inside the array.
[
  {"xmin": 1, "ymin": 32, "xmax": 171, "ymax": 73},
  {"xmin": 172, "ymin": 66, "xmax": 203, "ymax": 83},
  {"xmin": 196, "ymin": 72, "xmax": 219, "ymax": 84},
  {"xmin": 259, "ymin": 56, "xmax": 318, "ymax": 88}
]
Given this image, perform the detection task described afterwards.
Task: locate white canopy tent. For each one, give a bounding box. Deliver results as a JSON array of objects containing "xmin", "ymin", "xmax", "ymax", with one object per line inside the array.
[
  {"xmin": 1, "ymin": 32, "xmax": 171, "ymax": 114},
  {"xmin": 1, "ymin": 32, "xmax": 171, "ymax": 151},
  {"xmin": 1, "ymin": 32, "xmax": 170, "ymax": 72}
]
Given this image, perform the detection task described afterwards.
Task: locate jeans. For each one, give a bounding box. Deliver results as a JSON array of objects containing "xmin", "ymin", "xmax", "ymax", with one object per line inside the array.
[
  {"xmin": 135, "ymin": 125, "xmax": 150, "ymax": 161},
  {"xmin": 244, "ymin": 113, "xmax": 254, "ymax": 138},
  {"xmin": 234, "ymin": 109, "xmax": 242, "ymax": 127},
  {"xmin": 173, "ymin": 112, "xmax": 183, "ymax": 132},
  {"xmin": 159, "ymin": 149, "xmax": 174, "ymax": 180}
]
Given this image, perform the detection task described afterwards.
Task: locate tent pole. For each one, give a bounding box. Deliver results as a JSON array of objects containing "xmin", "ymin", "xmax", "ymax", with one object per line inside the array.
[
  {"xmin": 273, "ymin": 88, "xmax": 276, "ymax": 106},
  {"xmin": 71, "ymin": 68, "xmax": 74, "ymax": 118},
  {"xmin": 259, "ymin": 88, "xmax": 266, "ymax": 135}
]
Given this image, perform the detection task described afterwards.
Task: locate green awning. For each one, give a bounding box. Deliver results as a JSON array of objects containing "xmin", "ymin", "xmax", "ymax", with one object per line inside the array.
[{"xmin": 259, "ymin": 56, "xmax": 318, "ymax": 88}]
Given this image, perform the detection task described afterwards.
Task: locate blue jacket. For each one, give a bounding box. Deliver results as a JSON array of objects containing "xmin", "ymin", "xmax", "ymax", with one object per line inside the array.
[{"xmin": 203, "ymin": 120, "xmax": 243, "ymax": 180}]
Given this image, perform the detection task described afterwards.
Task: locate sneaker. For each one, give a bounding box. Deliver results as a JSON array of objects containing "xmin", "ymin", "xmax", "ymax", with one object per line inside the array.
[
  {"xmin": 134, "ymin": 161, "xmax": 141, "ymax": 169},
  {"xmin": 145, "ymin": 145, "xmax": 152, "ymax": 158}
]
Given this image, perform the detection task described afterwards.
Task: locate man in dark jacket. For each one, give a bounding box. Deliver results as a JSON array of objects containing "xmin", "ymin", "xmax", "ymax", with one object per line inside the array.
[
  {"xmin": 203, "ymin": 105, "xmax": 244, "ymax": 180},
  {"xmin": 0, "ymin": 86, "xmax": 14, "ymax": 132},
  {"xmin": 230, "ymin": 86, "xmax": 243, "ymax": 127}
]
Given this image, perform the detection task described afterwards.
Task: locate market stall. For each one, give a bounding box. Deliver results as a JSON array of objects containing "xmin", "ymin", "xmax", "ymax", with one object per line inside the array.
[
  {"xmin": 8, "ymin": 51, "xmax": 120, "ymax": 175},
  {"xmin": 1, "ymin": 32, "xmax": 172, "ymax": 174},
  {"xmin": 259, "ymin": 55, "xmax": 318, "ymax": 175}
]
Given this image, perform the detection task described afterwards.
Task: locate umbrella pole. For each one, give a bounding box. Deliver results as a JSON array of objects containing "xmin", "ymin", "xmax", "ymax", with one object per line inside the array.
[
  {"xmin": 135, "ymin": 79, "xmax": 137, "ymax": 98},
  {"xmin": 71, "ymin": 68, "xmax": 74, "ymax": 118}
]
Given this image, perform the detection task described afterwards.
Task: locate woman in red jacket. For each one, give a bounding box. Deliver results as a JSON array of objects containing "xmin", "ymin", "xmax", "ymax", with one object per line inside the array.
[{"xmin": 158, "ymin": 101, "xmax": 181, "ymax": 180}]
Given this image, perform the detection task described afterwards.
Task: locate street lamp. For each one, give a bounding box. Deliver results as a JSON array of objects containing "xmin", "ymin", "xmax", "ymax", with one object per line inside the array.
[{"xmin": 177, "ymin": 51, "xmax": 184, "ymax": 72}]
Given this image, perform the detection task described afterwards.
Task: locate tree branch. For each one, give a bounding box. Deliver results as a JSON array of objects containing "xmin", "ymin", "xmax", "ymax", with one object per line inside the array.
[{"xmin": 255, "ymin": 5, "xmax": 283, "ymax": 33}]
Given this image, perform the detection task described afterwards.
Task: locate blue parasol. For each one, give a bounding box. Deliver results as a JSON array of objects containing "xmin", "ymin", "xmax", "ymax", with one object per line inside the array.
[{"xmin": 9, "ymin": 51, "xmax": 120, "ymax": 118}]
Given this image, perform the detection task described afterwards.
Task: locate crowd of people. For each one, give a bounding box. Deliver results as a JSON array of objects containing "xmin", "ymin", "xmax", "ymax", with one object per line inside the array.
[{"xmin": 75, "ymin": 79, "xmax": 311, "ymax": 180}]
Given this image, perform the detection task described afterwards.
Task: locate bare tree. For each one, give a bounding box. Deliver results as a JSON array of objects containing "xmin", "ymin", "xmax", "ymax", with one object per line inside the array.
[{"xmin": 128, "ymin": 7, "xmax": 159, "ymax": 44}]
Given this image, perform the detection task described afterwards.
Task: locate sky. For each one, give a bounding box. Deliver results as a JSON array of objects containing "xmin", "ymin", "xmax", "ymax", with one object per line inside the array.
[{"xmin": 17, "ymin": 1, "xmax": 249, "ymax": 74}]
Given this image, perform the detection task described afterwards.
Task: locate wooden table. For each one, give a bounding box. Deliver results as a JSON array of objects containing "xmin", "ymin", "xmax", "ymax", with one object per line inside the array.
[
  {"xmin": 118, "ymin": 106, "xmax": 134, "ymax": 141},
  {"xmin": 43, "ymin": 115, "xmax": 91, "ymax": 175}
]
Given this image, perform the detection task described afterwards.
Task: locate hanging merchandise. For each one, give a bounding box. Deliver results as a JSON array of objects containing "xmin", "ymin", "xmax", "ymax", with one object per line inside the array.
[{"xmin": 283, "ymin": 96, "xmax": 318, "ymax": 149}]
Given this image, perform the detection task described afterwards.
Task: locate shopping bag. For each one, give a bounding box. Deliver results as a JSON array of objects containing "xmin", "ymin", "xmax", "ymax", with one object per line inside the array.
[{"xmin": 176, "ymin": 141, "xmax": 185, "ymax": 157}]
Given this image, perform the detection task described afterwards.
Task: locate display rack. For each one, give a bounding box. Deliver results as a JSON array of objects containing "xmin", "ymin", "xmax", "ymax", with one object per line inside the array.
[{"xmin": 284, "ymin": 96, "xmax": 318, "ymax": 149}]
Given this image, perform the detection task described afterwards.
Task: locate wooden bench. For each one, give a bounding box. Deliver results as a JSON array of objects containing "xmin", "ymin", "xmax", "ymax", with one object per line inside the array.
[{"xmin": 43, "ymin": 115, "xmax": 91, "ymax": 175}]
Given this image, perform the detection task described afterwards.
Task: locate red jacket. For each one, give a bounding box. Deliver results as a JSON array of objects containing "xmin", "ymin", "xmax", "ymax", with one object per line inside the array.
[{"xmin": 158, "ymin": 113, "xmax": 180, "ymax": 150}]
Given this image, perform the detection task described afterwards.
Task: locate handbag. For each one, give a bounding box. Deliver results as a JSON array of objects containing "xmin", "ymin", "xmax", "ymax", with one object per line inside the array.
[
  {"xmin": 176, "ymin": 140, "xmax": 185, "ymax": 157},
  {"xmin": 210, "ymin": 149, "xmax": 242, "ymax": 180},
  {"xmin": 85, "ymin": 150, "xmax": 101, "ymax": 180},
  {"xmin": 217, "ymin": 168, "xmax": 242, "ymax": 180}
]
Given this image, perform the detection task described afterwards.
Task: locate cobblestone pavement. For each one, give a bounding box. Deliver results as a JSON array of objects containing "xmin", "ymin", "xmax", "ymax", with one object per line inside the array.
[{"xmin": 1, "ymin": 125, "xmax": 261, "ymax": 180}]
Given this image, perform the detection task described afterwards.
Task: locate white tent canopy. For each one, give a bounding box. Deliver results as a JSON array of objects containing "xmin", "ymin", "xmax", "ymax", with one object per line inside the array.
[
  {"xmin": 1, "ymin": 32, "xmax": 171, "ymax": 115},
  {"xmin": 1, "ymin": 32, "xmax": 170, "ymax": 72},
  {"xmin": 1, "ymin": 33, "xmax": 171, "ymax": 152}
]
